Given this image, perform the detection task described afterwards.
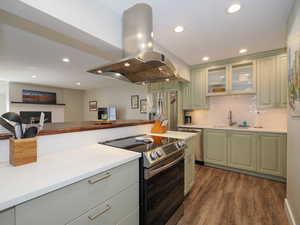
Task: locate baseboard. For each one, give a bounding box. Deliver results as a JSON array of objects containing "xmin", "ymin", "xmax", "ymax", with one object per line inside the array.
[
  {"xmin": 285, "ymin": 198, "xmax": 297, "ymax": 225},
  {"xmin": 204, "ymin": 162, "xmax": 286, "ymax": 183}
]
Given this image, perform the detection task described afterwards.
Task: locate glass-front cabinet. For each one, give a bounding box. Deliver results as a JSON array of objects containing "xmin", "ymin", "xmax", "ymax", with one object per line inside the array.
[
  {"xmin": 205, "ymin": 61, "xmax": 256, "ymax": 96},
  {"xmin": 206, "ymin": 65, "xmax": 228, "ymax": 96},
  {"xmin": 230, "ymin": 61, "xmax": 256, "ymax": 94}
]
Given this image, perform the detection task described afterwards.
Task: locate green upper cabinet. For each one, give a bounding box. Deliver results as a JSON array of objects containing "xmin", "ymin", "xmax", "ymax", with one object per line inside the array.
[
  {"xmin": 276, "ymin": 54, "xmax": 288, "ymax": 107},
  {"xmin": 206, "ymin": 65, "xmax": 229, "ymax": 96},
  {"xmin": 229, "ymin": 61, "xmax": 257, "ymax": 94},
  {"xmin": 256, "ymin": 54, "xmax": 288, "ymax": 108},
  {"xmin": 182, "ymin": 82, "xmax": 192, "ymax": 110},
  {"xmin": 257, "ymin": 56, "xmax": 277, "ymax": 108},
  {"xmin": 182, "ymin": 69, "xmax": 208, "ymax": 110},
  {"xmin": 191, "ymin": 69, "xmax": 209, "ymax": 109}
]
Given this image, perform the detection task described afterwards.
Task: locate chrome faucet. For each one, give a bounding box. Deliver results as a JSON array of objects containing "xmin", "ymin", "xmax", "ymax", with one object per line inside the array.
[{"xmin": 228, "ymin": 110, "xmax": 237, "ymax": 127}]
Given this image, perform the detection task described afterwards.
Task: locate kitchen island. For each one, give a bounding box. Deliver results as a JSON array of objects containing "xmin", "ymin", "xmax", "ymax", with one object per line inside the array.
[
  {"xmin": 0, "ymin": 121, "xmax": 198, "ymax": 225},
  {"xmin": 0, "ymin": 121, "xmax": 155, "ymax": 225}
]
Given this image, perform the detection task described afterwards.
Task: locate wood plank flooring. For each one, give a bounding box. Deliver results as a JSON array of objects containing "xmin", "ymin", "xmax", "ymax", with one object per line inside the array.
[{"xmin": 178, "ymin": 165, "xmax": 289, "ymax": 225}]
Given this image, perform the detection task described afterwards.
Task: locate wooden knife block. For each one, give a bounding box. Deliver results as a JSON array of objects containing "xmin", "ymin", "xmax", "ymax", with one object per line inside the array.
[{"xmin": 10, "ymin": 138, "xmax": 37, "ymax": 166}]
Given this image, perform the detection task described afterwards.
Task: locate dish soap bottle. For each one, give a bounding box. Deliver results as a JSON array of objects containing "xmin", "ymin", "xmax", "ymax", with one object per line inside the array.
[{"xmin": 254, "ymin": 111, "xmax": 263, "ymax": 128}]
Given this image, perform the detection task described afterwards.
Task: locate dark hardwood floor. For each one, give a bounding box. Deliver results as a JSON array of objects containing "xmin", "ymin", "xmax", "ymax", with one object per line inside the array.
[{"xmin": 178, "ymin": 165, "xmax": 289, "ymax": 225}]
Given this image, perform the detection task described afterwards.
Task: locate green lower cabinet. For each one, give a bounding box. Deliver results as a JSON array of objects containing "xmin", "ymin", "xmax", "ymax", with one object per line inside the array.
[
  {"xmin": 257, "ymin": 133, "xmax": 284, "ymax": 177},
  {"xmin": 204, "ymin": 129, "xmax": 286, "ymax": 178},
  {"xmin": 204, "ymin": 129, "xmax": 227, "ymax": 166},
  {"xmin": 227, "ymin": 132, "xmax": 257, "ymax": 172},
  {"xmin": 0, "ymin": 208, "xmax": 15, "ymax": 225}
]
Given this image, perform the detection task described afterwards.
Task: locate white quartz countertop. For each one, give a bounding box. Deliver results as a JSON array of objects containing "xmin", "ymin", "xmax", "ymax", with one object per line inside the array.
[
  {"xmin": 0, "ymin": 144, "xmax": 140, "ymax": 211},
  {"xmin": 147, "ymin": 131, "xmax": 198, "ymax": 140},
  {"xmin": 178, "ymin": 124, "xmax": 287, "ymax": 134}
]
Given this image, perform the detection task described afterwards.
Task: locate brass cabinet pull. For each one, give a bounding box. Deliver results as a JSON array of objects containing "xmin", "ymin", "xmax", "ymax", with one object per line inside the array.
[
  {"xmin": 88, "ymin": 204, "xmax": 111, "ymax": 221},
  {"xmin": 88, "ymin": 173, "xmax": 111, "ymax": 184}
]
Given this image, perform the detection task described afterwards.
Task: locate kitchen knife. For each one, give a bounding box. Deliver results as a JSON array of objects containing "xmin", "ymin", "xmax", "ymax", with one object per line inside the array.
[{"xmin": 0, "ymin": 117, "xmax": 17, "ymax": 138}]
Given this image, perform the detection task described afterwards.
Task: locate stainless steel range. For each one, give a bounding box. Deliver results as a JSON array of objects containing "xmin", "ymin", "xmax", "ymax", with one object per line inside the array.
[{"xmin": 100, "ymin": 135, "xmax": 186, "ymax": 225}]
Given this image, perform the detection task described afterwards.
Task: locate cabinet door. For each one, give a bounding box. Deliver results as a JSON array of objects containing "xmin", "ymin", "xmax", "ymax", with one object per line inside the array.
[
  {"xmin": 257, "ymin": 134, "xmax": 283, "ymax": 177},
  {"xmin": 0, "ymin": 208, "xmax": 15, "ymax": 225},
  {"xmin": 67, "ymin": 184, "xmax": 139, "ymax": 225},
  {"xmin": 16, "ymin": 160, "xmax": 138, "ymax": 225},
  {"xmin": 228, "ymin": 132, "xmax": 257, "ymax": 172},
  {"xmin": 257, "ymin": 56, "xmax": 276, "ymax": 108},
  {"xmin": 192, "ymin": 69, "xmax": 209, "ymax": 109},
  {"xmin": 117, "ymin": 208, "xmax": 139, "ymax": 225},
  {"xmin": 276, "ymin": 54, "xmax": 288, "ymax": 107},
  {"xmin": 204, "ymin": 129, "xmax": 227, "ymax": 166},
  {"xmin": 206, "ymin": 66, "xmax": 229, "ymax": 96},
  {"xmin": 229, "ymin": 61, "xmax": 256, "ymax": 94},
  {"xmin": 182, "ymin": 83, "xmax": 192, "ymax": 109}
]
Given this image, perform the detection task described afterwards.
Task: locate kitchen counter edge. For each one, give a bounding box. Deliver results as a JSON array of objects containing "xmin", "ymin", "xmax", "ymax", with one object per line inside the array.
[{"xmin": 178, "ymin": 124, "xmax": 287, "ymax": 134}]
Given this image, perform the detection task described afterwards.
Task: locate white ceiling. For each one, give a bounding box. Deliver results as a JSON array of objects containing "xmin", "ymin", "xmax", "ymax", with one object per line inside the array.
[
  {"xmin": 0, "ymin": 24, "xmax": 134, "ymax": 90},
  {"xmin": 0, "ymin": 0, "xmax": 295, "ymax": 90},
  {"xmin": 101, "ymin": 0, "xmax": 295, "ymax": 65}
]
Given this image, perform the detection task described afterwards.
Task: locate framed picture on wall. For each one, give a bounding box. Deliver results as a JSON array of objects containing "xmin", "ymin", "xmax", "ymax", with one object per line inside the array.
[
  {"xmin": 140, "ymin": 99, "xmax": 147, "ymax": 113},
  {"xmin": 89, "ymin": 101, "xmax": 97, "ymax": 111},
  {"xmin": 131, "ymin": 95, "xmax": 139, "ymax": 109}
]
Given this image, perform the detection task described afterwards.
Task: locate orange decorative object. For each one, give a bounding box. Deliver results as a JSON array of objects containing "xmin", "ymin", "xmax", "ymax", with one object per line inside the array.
[
  {"xmin": 151, "ymin": 120, "xmax": 167, "ymax": 134},
  {"xmin": 152, "ymin": 136, "xmax": 164, "ymax": 144}
]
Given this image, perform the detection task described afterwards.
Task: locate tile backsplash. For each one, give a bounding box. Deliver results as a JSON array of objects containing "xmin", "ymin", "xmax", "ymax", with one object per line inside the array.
[{"xmin": 188, "ymin": 95, "xmax": 287, "ymax": 129}]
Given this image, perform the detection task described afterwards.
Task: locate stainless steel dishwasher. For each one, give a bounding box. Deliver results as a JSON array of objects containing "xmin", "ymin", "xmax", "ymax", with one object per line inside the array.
[{"xmin": 177, "ymin": 127, "xmax": 203, "ymax": 164}]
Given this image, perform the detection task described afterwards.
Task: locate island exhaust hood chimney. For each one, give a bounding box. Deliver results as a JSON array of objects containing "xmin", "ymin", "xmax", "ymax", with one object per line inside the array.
[{"xmin": 87, "ymin": 3, "xmax": 177, "ymax": 84}]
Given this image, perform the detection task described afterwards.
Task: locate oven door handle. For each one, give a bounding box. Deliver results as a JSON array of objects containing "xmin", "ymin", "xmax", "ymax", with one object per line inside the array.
[{"xmin": 146, "ymin": 154, "xmax": 184, "ymax": 179}]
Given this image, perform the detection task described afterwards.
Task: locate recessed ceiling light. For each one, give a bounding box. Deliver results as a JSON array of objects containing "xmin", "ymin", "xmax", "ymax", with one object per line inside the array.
[
  {"xmin": 202, "ymin": 56, "xmax": 210, "ymax": 61},
  {"xmin": 227, "ymin": 4, "xmax": 241, "ymax": 14},
  {"xmin": 174, "ymin": 26, "xmax": 184, "ymax": 33},
  {"xmin": 124, "ymin": 62, "xmax": 130, "ymax": 67},
  {"xmin": 97, "ymin": 70, "xmax": 103, "ymax": 74},
  {"xmin": 76, "ymin": 82, "xmax": 81, "ymax": 86},
  {"xmin": 239, "ymin": 48, "xmax": 248, "ymax": 54},
  {"xmin": 31, "ymin": 75, "xmax": 37, "ymax": 78},
  {"xmin": 137, "ymin": 33, "xmax": 143, "ymax": 39},
  {"xmin": 62, "ymin": 58, "xmax": 70, "ymax": 63}
]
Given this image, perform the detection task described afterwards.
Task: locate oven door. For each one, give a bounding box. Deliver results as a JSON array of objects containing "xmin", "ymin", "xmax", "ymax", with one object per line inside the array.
[{"xmin": 142, "ymin": 153, "xmax": 184, "ymax": 225}]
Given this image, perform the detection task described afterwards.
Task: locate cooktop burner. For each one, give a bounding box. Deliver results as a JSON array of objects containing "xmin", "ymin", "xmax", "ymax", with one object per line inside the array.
[
  {"xmin": 100, "ymin": 135, "xmax": 178, "ymax": 153},
  {"xmin": 100, "ymin": 135, "xmax": 186, "ymax": 168}
]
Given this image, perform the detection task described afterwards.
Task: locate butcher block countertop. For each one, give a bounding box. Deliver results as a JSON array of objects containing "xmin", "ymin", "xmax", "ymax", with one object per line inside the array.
[{"xmin": 0, "ymin": 120, "xmax": 154, "ymax": 140}]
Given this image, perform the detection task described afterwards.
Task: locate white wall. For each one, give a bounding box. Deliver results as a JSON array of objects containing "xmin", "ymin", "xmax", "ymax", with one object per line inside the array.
[
  {"xmin": 0, "ymin": 81, "xmax": 9, "ymax": 133},
  {"xmin": 84, "ymin": 82, "xmax": 148, "ymax": 121},
  {"xmin": 9, "ymin": 82, "xmax": 84, "ymax": 122},
  {"xmin": 286, "ymin": 0, "xmax": 300, "ymax": 224},
  {"xmin": 189, "ymin": 95, "xmax": 287, "ymax": 130}
]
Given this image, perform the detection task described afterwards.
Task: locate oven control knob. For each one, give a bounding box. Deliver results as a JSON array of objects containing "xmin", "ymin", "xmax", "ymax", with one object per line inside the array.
[
  {"xmin": 177, "ymin": 141, "xmax": 186, "ymax": 149},
  {"xmin": 150, "ymin": 152, "xmax": 158, "ymax": 160},
  {"xmin": 157, "ymin": 150, "xmax": 163, "ymax": 157}
]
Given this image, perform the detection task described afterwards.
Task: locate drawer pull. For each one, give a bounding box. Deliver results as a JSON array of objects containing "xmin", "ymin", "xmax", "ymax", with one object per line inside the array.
[
  {"xmin": 88, "ymin": 204, "xmax": 111, "ymax": 221},
  {"xmin": 88, "ymin": 173, "xmax": 111, "ymax": 184}
]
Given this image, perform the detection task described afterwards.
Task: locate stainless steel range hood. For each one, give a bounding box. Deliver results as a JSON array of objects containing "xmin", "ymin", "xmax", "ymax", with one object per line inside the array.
[{"xmin": 87, "ymin": 3, "xmax": 178, "ymax": 84}]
